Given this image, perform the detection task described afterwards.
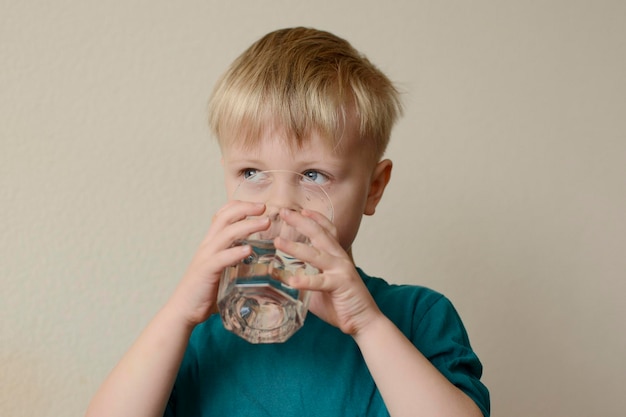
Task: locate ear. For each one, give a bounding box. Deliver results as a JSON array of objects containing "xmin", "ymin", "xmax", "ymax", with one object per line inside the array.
[{"xmin": 364, "ymin": 159, "xmax": 393, "ymax": 216}]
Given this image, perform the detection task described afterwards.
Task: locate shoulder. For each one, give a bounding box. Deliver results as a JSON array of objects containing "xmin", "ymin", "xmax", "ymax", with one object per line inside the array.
[
  {"xmin": 358, "ymin": 267, "xmax": 443, "ymax": 302},
  {"xmin": 357, "ymin": 268, "xmax": 490, "ymax": 417},
  {"xmin": 357, "ymin": 267, "xmax": 472, "ymax": 344},
  {"xmin": 357, "ymin": 267, "xmax": 449, "ymax": 328}
]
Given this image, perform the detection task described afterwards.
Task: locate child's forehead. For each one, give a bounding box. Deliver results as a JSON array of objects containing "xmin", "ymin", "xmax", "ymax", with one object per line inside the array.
[
  {"xmin": 220, "ymin": 122, "xmax": 354, "ymax": 156},
  {"xmin": 221, "ymin": 132, "xmax": 340, "ymax": 160}
]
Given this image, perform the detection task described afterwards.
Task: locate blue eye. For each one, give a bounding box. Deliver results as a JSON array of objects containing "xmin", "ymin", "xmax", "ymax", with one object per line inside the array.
[
  {"xmin": 302, "ymin": 170, "xmax": 329, "ymax": 185},
  {"xmin": 243, "ymin": 169, "xmax": 259, "ymax": 179},
  {"xmin": 242, "ymin": 169, "xmax": 270, "ymax": 184}
]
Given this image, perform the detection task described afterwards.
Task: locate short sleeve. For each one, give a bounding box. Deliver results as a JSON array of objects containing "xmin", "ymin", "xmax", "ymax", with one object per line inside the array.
[{"xmin": 413, "ymin": 295, "xmax": 490, "ymax": 417}]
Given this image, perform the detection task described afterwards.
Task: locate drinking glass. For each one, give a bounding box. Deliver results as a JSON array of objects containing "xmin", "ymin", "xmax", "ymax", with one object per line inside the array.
[{"xmin": 217, "ymin": 170, "xmax": 333, "ymax": 343}]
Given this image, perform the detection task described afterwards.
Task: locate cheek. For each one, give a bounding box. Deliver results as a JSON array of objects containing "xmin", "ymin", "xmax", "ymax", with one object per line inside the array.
[
  {"xmin": 331, "ymin": 203, "xmax": 365, "ymax": 251},
  {"xmin": 325, "ymin": 182, "xmax": 370, "ymax": 249},
  {"xmin": 338, "ymin": 217, "xmax": 363, "ymax": 251},
  {"xmin": 224, "ymin": 179, "xmax": 240, "ymax": 200}
]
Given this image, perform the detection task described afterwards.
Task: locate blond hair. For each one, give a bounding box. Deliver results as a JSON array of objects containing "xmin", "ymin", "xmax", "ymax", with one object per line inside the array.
[{"xmin": 208, "ymin": 27, "xmax": 402, "ymax": 161}]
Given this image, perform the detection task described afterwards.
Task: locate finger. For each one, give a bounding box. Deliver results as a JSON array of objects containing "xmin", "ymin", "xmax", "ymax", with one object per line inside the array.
[
  {"xmin": 204, "ymin": 215, "xmax": 270, "ymax": 251},
  {"xmin": 279, "ymin": 209, "xmax": 341, "ymax": 255},
  {"xmin": 279, "ymin": 209, "xmax": 326, "ymax": 236},
  {"xmin": 204, "ymin": 201, "xmax": 267, "ymax": 244},
  {"xmin": 286, "ymin": 269, "xmax": 335, "ymax": 293},
  {"xmin": 196, "ymin": 244, "xmax": 254, "ymax": 276},
  {"xmin": 212, "ymin": 200, "xmax": 266, "ymax": 226},
  {"xmin": 301, "ymin": 208, "xmax": 336, "ymax": 235},
  {"xmin": 274, "ymin": 236, "xmax": 329, "ymax": 273}
]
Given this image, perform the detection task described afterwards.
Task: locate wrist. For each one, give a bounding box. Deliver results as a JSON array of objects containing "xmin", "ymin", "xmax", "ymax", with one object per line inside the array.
[
  {"xmin": 161, "ymin": 297, "xmax": 205, "ymax": 333},
  {"xmin": 351, "ymin": 310, "xmax": 390, "ymax": 344}
]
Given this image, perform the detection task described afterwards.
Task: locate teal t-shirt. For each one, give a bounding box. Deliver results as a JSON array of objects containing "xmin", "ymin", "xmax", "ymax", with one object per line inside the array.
[{"xmin": 165, "ymin": 268, "xmax": 490, "ymax": 416}]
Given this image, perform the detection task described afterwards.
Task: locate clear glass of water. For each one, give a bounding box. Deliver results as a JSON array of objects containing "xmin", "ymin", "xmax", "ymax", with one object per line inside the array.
[{"xmin": 217, "ymin": 170, "xmax": 334, "ymax": 343}]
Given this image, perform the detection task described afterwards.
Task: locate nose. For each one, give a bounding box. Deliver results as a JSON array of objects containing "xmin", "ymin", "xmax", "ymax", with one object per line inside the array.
[{"xmin": 263, "ymin": 172, "xmax": 303, "ymax": 218}]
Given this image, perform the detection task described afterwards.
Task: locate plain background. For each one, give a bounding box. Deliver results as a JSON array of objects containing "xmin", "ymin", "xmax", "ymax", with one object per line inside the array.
[{"xmin": 2, "ymin": 1, "xmax": 625, "ymax": 416}]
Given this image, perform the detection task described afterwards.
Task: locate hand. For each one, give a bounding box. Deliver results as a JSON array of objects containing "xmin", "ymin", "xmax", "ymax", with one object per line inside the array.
[
  {"xmin": 274, "ymin": 209, "xmax": 384, "ymax": 336},
  {"xmin": 167, "ymin": 201, "xmax": 270, "ymax": 327}
]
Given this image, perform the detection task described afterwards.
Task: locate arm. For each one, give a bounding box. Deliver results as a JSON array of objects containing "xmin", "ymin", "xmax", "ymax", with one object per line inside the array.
[
  {"xmin": 85, "ymin": 201, "xmax": 269, "ymax": 417},
  {"xmin": 84, "ymin": 304, "xmax": 194, "ymax": 417},
  {"xmin": 278, "ymin": 209, "xmax": 486, "ymax": 417},
  {"xmin": 354, "ymin": 313, "xmax": 484, "ymax": 417}
]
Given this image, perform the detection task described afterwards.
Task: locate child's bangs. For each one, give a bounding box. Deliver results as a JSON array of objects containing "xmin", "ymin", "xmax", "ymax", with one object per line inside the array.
[{"xmin": 213, "ymin": 84, "xmax": 345, "ymax": 152}]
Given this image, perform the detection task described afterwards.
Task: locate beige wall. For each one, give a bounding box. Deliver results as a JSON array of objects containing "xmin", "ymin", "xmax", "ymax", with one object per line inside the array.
[{"xmin": 2, "ymin": 1, "xmax": 625, "ymax": 416}]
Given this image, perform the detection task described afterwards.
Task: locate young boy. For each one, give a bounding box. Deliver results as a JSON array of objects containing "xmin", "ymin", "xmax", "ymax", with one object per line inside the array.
[{"xmin": 86, "ymin": 27, "xmax": 490, "ymax": 417}]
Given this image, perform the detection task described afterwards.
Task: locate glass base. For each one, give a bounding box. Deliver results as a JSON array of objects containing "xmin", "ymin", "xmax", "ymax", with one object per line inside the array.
[{"xmin": 218, "ymin": 277, "xmax": 308, "ymax": 343}]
